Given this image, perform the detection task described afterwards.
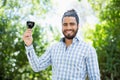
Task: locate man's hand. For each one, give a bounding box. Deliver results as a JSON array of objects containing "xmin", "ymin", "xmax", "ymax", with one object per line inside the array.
[{"xmin": 23, "ymin": 29, "xmax": 33, "ymax": 46}]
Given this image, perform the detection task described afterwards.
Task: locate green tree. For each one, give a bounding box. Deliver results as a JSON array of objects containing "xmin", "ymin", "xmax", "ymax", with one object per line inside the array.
[
  {"xmin": 89, "ymin": 0, "xmax": 120, "ymax": 79},
  {"xmin": 0, "ymin": 0, "xmax": 53, "ymax": 80}
]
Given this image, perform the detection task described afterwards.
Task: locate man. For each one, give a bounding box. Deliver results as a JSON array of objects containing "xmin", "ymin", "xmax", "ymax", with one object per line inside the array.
[{"xmin": 23, "ymin": 9, "xmax": 100, "ymax": 80}]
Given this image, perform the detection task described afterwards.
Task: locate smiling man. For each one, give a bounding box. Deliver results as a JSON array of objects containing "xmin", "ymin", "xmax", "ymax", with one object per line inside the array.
[{"xmin": 23, "ymin": 9, "xmax": 100, "ymax": 80}]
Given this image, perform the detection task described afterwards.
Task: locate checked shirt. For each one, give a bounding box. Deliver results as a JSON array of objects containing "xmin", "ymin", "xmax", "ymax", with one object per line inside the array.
[{"xmin": 25, "ymin": 36, "xmax": 100, "ymax": 80}]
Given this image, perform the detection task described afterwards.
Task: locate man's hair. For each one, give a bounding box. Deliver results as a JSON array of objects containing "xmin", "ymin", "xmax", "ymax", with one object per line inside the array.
[{"xmin": 62, "ymin": 9, "xmax": 79, "ymax": 25}]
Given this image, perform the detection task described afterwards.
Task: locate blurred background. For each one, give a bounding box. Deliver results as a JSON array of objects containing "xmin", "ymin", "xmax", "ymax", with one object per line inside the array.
[{"xmin": 0, "ymin": 0, "xmax": 120, "ymax": 80}]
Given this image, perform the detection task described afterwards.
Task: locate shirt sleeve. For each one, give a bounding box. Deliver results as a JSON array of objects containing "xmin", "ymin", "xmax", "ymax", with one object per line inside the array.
[
  {"xmin": 25, "ymin": 45, "xmax": 52, "ymax": 72},
  {"xmin": 86, "ymin": 46, "xmax": 100, "ymax": 80}
]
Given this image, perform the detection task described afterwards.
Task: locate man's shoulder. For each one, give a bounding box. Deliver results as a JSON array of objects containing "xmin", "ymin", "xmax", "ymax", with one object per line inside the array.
[
  {"xmin": 48, "ymin": 41, "xmax": 62, "ymax": 49},
  {"xmin": 78, "ymin": 39, "xmax": 95, "ymax": 50}
]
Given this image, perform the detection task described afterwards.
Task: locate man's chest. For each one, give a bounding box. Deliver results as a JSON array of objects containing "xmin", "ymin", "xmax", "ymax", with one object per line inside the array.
[{"xmin": 51, "ymin": 44, "xmax": 87, "ymax": 69}]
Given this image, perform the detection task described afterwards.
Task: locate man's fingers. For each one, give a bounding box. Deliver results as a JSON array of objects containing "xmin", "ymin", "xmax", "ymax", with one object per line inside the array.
[
  {"xmin": 26, "ymin": 29, "xmax": 32, "ymax": 34},
  {"xmin": 24, "ymin": 32, "xmax": 32, "ymax": 37},
  {"xmin": 22, "ymin": 29, "xmax": 33, "ymax": 46},
  {"xmin": 23, "ymin": 31, "xmax": 32, "ymax": 40},
  {"xmin": 24, "ymin": 29, "xmax": 32, "ymax": 37},
  {"xmin": 27, "ymin": 29, "xmax": 32, "ymax": 33}
]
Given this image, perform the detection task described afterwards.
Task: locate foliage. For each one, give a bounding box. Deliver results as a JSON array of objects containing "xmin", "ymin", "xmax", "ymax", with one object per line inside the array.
[
  {"xmin": 0, "ymin": 0, "xmax": 54, "ymax": 80},
  {"xmin": 88, "ymin": 0, "xmax": 120, "ymax": 79},
  {"xmin": 88, "ymin": 0, "xmax": 108, "ymax": 17}
]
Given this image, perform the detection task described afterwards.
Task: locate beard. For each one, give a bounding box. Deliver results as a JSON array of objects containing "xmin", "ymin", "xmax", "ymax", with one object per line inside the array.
[{"xmin": 63, "ymin": 28, "xmax": 78, "ymax": 39}]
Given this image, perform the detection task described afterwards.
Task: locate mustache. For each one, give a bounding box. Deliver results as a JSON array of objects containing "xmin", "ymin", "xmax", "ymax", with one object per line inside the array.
[{"xmin": 64, "ymin": 29, "xmax": 74, "ymax": 32}]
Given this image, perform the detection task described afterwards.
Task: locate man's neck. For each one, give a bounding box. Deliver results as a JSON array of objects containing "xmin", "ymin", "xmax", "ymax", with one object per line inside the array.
[{"xmin": 65, "ymin": 38, "xmax": 73, "ymax": 47}]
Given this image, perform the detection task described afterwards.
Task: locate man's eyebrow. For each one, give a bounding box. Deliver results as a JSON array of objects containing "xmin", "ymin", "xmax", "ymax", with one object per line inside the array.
[
  {"xmin": 63, "ymin": 22, "xmax": 67, "ymax": 24},
  {"xmin": 70, "ymin": 22, "xmax": 75, "ymax": 23}
]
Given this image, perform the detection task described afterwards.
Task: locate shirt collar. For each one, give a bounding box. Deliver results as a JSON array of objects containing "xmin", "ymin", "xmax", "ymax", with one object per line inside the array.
[{"xmin": 60, "ymin": 36, "xmax": 80, "ymax": 44}]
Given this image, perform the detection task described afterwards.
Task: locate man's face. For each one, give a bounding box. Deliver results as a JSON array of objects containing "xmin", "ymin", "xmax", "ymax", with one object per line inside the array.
[{"xmin": 62, "ymin": 17, "xmax": 79, "ymax": 39}]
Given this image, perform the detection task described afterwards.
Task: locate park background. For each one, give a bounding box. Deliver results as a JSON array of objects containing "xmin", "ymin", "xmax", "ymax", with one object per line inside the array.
[{"xmin": 0, "ymin": 0, "xmax": 120, "ymax": 80}]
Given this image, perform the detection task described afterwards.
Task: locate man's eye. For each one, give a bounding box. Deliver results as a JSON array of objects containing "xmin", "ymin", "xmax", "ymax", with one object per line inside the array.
[
  {"xmin": 70, "ymin": 23, "xmax": 75, "ymax": 26},
  {"xmin": 63, "ymin": 23, "xmax": 67, "ymax": 26}
]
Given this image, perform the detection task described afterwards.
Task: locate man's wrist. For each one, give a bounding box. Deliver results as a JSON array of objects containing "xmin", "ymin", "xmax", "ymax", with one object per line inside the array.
[
  {"xmin": 25, "ymin": 44, "xmax": 34, "ymax": 51},
  {"xmin": 24, "ymin": 43, "xmax": 32, "ymax": 47}
]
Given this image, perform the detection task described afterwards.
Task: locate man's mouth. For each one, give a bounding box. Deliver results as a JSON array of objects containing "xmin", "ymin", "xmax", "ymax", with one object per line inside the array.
[
  {"xmin": 66, "ymin": 30, "xmax": 73, "ymax": 34},
  {"xmin": 65, "ymin": 30, "xmax": 73, "ymax": 33}
]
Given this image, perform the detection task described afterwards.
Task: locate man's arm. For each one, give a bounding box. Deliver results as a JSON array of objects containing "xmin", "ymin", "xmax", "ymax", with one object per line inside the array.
[
  {"xmin": 86, "ymin": 46, "xmax": 100, "ymax": 80},
  {"xmin": 25, "ymin": 45, "xmax": 52, "ymax": 72},
  {"xmin": 23, "ymin": 29, "xmax": 51, "ymax": 72}
]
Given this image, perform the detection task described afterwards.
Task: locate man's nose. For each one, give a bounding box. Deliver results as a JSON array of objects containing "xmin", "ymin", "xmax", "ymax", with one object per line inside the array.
[{"xmin": 66, "ymin": 24, "xmax": 71, "ymax": 29}]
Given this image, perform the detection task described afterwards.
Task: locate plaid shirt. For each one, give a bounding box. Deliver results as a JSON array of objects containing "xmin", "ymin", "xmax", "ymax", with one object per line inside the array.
[{"xmin": 25, "ymin": 36, "xmax": 100, "ymax": 80}]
